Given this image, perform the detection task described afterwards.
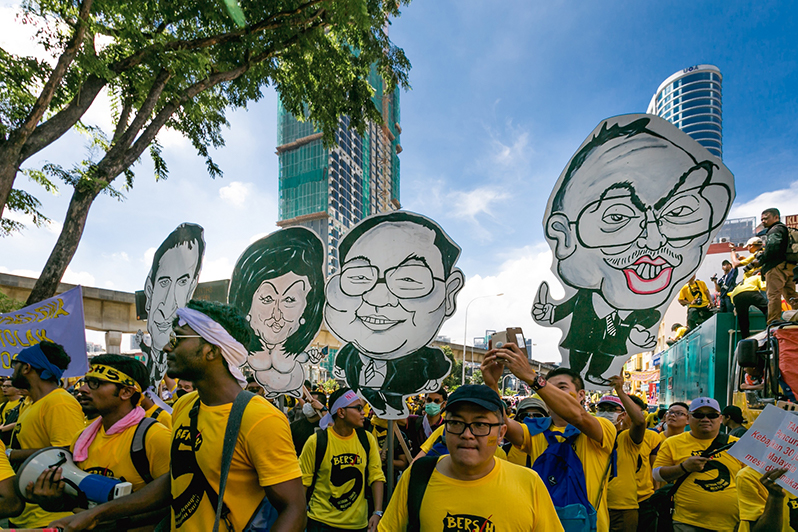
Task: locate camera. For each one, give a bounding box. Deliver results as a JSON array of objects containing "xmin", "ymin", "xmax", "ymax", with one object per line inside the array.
[{"xmin": 710, "ymin": 274, "xmax": 718, "ymax": 282}]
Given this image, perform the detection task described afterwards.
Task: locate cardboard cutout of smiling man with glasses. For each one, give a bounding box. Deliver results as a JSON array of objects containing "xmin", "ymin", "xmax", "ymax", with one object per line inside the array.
[
  {"xmin": 533, "ymin": 114, "xmax": 735, "ymax": 387},
  {"xmin": 325, "ymin": 211, "xmax": 465, "ymax": 419}
]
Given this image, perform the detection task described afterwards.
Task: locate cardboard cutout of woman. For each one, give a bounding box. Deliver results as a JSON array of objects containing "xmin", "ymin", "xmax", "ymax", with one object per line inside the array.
[
  {"xmin": 229, "ymin": 227, "xmax": 326, "ymax": 398},
  {"xmin": 533, "ymin": 114, "xmax": 735, "ymax": 386}
]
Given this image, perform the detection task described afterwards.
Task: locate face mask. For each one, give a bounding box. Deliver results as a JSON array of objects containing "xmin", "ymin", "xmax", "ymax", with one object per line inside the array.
[
  {"xmin": 596, "ymin": 411, "xmax": 621, "ymax": 424},
  {"xmin": 425, "ymin": 402, "xmax": 442, "ymax": 416},
  {"xmin": 303, "ymin": 403, "xmax": 317, "ymax": 419}
]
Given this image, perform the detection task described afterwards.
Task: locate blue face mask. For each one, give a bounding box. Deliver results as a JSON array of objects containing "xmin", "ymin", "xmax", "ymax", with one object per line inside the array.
[{"xmin": 425, "ymin": 402, "xmax": 442, "ymax": 416}]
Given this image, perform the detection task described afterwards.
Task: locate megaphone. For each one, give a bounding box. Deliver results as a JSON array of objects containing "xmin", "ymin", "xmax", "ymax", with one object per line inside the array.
[{"xmin": 15, "ymin": 447, "xmax": 132, "ymax": 504}]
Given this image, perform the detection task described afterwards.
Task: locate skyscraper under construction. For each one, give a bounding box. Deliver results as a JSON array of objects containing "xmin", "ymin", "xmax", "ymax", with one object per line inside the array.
[{"xmin": 276, "ymin": 68, "xmax": 402, "ymax": 275}]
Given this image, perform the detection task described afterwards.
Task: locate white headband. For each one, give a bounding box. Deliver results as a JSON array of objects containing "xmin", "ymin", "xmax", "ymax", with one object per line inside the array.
[
  {"xmin": 320, "ymin": 390, "xmax": 359, "ymax": 429},
  {"xmin": 176, "ymin": 307, "xmax": 247, "ymax": 388}
]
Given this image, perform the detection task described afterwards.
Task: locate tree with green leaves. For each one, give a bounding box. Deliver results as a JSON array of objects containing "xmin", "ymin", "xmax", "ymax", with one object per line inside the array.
[{"xmin": 0, "ymin": 0, "xmax": 410, "ymax": 304}]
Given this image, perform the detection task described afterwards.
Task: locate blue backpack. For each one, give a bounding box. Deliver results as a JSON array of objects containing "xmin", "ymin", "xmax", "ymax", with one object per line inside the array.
[{"xmin": 525, "ymin": 417, "xmax": 606, "ymax": 532}]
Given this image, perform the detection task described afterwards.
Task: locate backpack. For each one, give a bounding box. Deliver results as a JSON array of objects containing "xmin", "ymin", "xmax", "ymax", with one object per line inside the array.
[
  {"xmin": 526, "ymin": 417, "xmax": 605, "ymax": 532},
  {"xmin": 130, "ymin": 417, "xmax": 158, "ymax": 482},
  {"xmin": 306, "ymin": 427, "xmax": 373, "ymax": 513},
  {"xmin": 786, "ymin": 226, "xmax": 798, "ymax": 263},
  {"xmin": 149, "ymin": 407, "xmax": 164, "ymax": 420}
]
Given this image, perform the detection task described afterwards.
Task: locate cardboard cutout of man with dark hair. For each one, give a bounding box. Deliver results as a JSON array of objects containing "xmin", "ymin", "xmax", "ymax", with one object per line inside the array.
[
  {"xmin": 325, "ymin": 211, "xmax": 465, "ymax": 419},
  {"xmin": 137, "ymin": 223, "xmax": 205, "ymax": 386},
  {"xmin": 533, "ymin": 114, "xmax": 734, "ymax": 386},
  {"xmin": 228, "ymin": 227, "xmax": 326, "ymax": 398}
]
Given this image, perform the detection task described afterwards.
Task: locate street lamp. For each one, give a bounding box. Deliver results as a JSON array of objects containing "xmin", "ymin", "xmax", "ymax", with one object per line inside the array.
[{"xmin": 462, "ymin": 293, "xmax": 504, "ymax": 384}]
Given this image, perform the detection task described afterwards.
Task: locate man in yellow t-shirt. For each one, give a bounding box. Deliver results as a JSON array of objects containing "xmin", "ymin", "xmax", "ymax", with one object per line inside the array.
[
  {"xmin": 678, "ymin": 275, "xmax": 713, "ymax": 330},
  {"xmin": 482, "ymin": 344, "xmax": 617, "ymax": 532},
  {"xmin": 51, "ymin": 300, "xmax": 306, "ymax": 532},
  {"xmin": 653, "ymin": 397, "xmax": 742, "ymax": 531},
  {"xmin": 301, "ymin": 388, "xmax": 386, "ymax": 531},
  {"xmin": 140, "ymin": 388, "xmax": 172, "ymax": 429},
  {"xmin": 599, "ymin": 378, "xmax": 647, "ymax": 532},
  {"xmin": 379, "ymin": 385, "xmax": 562, "ymax": 532},
  {"xmin": 28, "ymin": 354, "xmax": 171, "ymax": 528},
  {"xmin": 6, "ymin": 341, "xmax": 84, "ymax": 529},
  {"xmin": 737, "ymin": 466, "xmax": 796, "ymax": 531},
  {"xmin": 667, "ymin": 323, "xmax": 689, "ymax": 346},
  {"xmin": 0, "ymin": 440, "xmax": 23, "ymax": 518},
  {"xmin": 0, "ymin": 378, "xmax": 22, "ymax": 445}
]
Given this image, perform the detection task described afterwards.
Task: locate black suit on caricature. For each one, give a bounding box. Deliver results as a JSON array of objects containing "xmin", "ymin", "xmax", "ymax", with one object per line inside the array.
[
  {"xmin": 554, "ymin": 289, "xmax": 660, "ymax": 383},
  {"xmin": 334, "ymin": 344, "xmax": 451, "ymax": 415}
]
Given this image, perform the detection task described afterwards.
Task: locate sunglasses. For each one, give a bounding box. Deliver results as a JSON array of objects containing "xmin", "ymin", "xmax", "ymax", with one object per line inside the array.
[
  {"xmin": 168, "ymin": 331, "xmax": 203, "ymax": 349},
  {"xmin": 691, "ymin": 412, "xmax": 720, "ymax": 419}
]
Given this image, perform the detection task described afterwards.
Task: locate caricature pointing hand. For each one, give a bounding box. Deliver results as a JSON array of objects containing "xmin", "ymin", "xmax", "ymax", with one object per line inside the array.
[{"xmin": 532, "ymin": 282, "xmax": 555, "ymax": 324}]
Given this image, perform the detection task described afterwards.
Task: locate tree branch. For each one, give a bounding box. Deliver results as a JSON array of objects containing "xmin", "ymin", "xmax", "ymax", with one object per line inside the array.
[
  {"xmin": 110, "ymin": 0, "xmax": 327, "ymax": 74},
  {"xmin": 112, "ymin": 68, "xmax": 172, "ymax": 153},
  {"xmin": 11, "ymin": 0, "xmax": 94, "ymax": 145},
  {"xmin": 113, "ymin": 95, "xmax": 133, "ymax": 143},
  {"xmin": 18, "ymin": 74, "xmax": 107, "ymax": 163}
]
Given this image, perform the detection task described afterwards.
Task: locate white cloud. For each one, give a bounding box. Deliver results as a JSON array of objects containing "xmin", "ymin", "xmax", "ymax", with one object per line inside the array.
[
  {"xmin": 199, "ymin": 256, "xmax": 234, "ymax": 283},
  {"xmin": 0, "ymin": 266, "xmax": 39, "ymax": 279},
  {"xmin": 0, "ymin": 6, "xmax": 56, "ymax": 63},
  {"xmin": 729, "ymin": 180, "xmax": 798, "ymax": 220},
  {"xmin": 219, "ymin": 181, "xmax": 253, "ymax": 208},
  {"xmin": 142, "ymin": 247, "xmax": 156, "ymax": 265},
  {"xmin": 62, "ymin": 266, "xmax": 96, "ymax": 287},
  {"xmin": 439, "ymin": 244, "xmax": 565, "ymax": 364},
  {"xmin": 157, "ymin": 127, "xmax": 190, "ymax": 149},
  {"xmin": 447, "ymin": 186, "xmax": 511, "ymax": 242},
  {"xmin": 102, "ymin": 251, "xmax": 130, "ymax": 262}
]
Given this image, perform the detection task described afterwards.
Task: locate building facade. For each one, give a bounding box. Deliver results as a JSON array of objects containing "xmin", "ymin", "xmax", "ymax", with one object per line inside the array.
[
  {"xmin": 646, "ymin": 64, "xmax": 723, "ymax": 159},
  {"xmin": 276, "ymin": 67, "xmax": 402, "ymax": 276}
]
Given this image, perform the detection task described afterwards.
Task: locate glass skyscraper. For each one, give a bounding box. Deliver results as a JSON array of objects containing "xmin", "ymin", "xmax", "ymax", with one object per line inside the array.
[
  {"xmin": 647, "ymin": 64, "xmax": 723, "ymax": 158},
  {"xmin": 276, "ymin": 66, "xmax": 401, "ymax": 276}
]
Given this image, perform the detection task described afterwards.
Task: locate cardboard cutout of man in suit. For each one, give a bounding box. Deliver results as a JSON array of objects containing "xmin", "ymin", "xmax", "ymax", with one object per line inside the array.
[
  {"xmin": 325, "ymin": 211, "xmax": 464, "ymax": 418},
  {"xmin": 533, "ymin": 114, "xmax": 734, "ymax": 386}
]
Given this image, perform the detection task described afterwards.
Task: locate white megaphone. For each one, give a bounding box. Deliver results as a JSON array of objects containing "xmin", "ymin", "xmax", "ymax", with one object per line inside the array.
[{"xmin": 15, "ymin": 447, "xmax": 133, "ymax": 504}]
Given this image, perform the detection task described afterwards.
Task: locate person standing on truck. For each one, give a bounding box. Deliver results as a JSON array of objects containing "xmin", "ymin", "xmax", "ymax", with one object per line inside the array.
[
  {"xmin": 713, "ymin": 260, "xmax": 738, "ymax": 313},
  {"xmin": 678, "ymin": 275, "xmax": 713, "ymax": 330},
  {"xmin": 758, "ymin": 208, "xmax": 798, "ymax": 324}
]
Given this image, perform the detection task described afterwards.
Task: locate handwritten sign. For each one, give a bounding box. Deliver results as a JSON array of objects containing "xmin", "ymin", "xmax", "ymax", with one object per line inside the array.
[
  {"xmin": 0, "ymin": 286, "xmax": 88, "ymax": 377},
  {"xmin": 729, "ymin": 404, "xmax": 798, "ymax": 496}
]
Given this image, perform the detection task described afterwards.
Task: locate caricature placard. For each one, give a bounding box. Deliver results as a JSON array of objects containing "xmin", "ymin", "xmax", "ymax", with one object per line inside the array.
[
  {"xmin": 229, "ymin": 227, "xmax": 326, "ymax": 398},
  {"xmin": 532, "ymin": 114, "xmax": 735, "ymax": 387},
  {"xmin": 138, "ymin": 223, "xmax": 205, "ymax": 386},
  {"xmin": 325, "ymin": 211, "xmax": 465, "ymax": 418}
]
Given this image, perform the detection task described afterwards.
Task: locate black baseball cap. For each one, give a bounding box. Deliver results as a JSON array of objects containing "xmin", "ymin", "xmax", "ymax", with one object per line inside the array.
[{"xmin": 443, "ymin": 385, "xmax": 503, "ymax": 413}]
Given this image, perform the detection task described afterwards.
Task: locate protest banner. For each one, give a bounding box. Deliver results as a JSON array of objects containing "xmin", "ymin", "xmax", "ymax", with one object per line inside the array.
[
  {"xmin": 729, "ymin": 403, "xmax": 798, "ymax": 496},
  {"xmin": 0, "ymin": 286, "xmax": 89, "ymax": 377}
]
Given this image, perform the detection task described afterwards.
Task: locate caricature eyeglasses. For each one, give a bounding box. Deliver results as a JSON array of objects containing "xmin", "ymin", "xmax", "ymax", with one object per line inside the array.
[
  {"xmin": 570, "ymin": 185, "xmax": 727, "ymax": 249},
  {"xmin": 339, "ymin": 264, "xmax": 444, "ymax": 299}
]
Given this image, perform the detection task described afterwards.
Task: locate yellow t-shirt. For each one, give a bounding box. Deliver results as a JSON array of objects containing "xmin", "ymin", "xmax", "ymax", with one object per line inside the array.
[
  {"xmin": 378, "ymin": 456, "xmax": 563, "ymax": 532},
  {"xmin": 673, "ymin": 326, "xmax": 688, "ymax": 340},
  {"xmin": 170, "ymin": 391, "xmax": 301, "ymax": 532},
  {"xmin": 507, "ymin": 444, "xmax": 532, "ymax": 467},
  {"xmin": 608, "ymin": 430, "xmax": 642, "ymax": 510},
  {"xmin": 145, "ymin": 403, "xmax": 173, "ymax": 430},
  {"xmin": 420, "ymin": 424, "xmax": 508, "ymax": 460},
  {"xmin": 646, "ymin": 412, "xmax": 659, "ymax": 429},
  {"xmin": 637, "ymin": 430, "xmax": 662, "ymax": 502},
  {"xmin": 653, "ymin": 432, "xmax": 741, "ymax": 531},
  {"xmin": 69, "ymin": 418, "xmax": 171, "ymax": 492},
  {"xmin": 11, "ymin": 388, "xmax": 84, "ymax": 528},
  {"xmin": 679, "ymin": 280, "xmax": 711, "ymax": 308},
  {"xmin": 737, "ymin": 465, "xmax": 798, "ymax": 532},
  {"xmin": 730, "ymin": 275, "xmax": 766, "ymax": 301},
  {"xmin": 519, "ymin": 417, "xmax": 617, "ymax": 532},
  {"xmin": 0, "ymin": 440, "xmax": 15, "ymax": 483},
  {"xmin": 1, "ymin": 398, "xmax": 20, "ymax": 425},
  {"xmin": 300, "ymin": 427, "xmax": 386, "ymax": 529}
]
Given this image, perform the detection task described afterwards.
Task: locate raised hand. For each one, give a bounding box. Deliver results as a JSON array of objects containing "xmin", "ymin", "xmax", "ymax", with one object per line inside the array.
[
  {"xmin": 630, "ymin": 324, "xmax": 656, "ymax": 349},
  {"xmin": 532, "ymin": 282, "xmax": 555, "ymax": 324}
]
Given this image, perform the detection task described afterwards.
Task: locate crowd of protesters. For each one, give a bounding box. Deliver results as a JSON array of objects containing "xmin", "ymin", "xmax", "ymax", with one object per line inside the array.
[
  {"xmin": 0, "ymin": 270, "xmax": 794, "ymax": 529},
  {"xmin": 669, "ymin": 207, "xmax": 797, "ymax": 345}
]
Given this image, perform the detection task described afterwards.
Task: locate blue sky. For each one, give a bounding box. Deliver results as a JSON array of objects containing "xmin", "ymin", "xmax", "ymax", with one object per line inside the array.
[{"xmin": 2, "ymin": 1, "xmax": 797, "ymax": 359}]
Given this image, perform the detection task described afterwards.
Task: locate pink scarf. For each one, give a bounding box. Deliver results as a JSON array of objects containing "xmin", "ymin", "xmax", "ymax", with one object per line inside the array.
[{"xmin": 73, "ymin": 406, "xmax": 146, "ymax": 462}]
